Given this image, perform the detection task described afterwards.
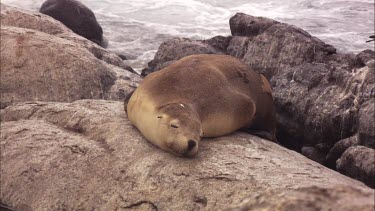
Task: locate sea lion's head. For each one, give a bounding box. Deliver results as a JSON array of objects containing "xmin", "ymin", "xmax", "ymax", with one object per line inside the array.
[{"xmin": 156, "ymin": 103, "xmax": 202, "ymax": 157}]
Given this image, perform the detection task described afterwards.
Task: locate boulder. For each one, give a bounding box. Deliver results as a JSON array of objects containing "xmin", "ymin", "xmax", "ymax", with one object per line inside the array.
[
  {"xmin": 1, "ymin": 100, "xmax": 374, "ymax": 210},
  {"xmin": 358, "ymin": 99, "xmax": 375, "ymax": 148},
  {"xmin": 337, "ymin": 146, "xmax": 375, "ymax": 188},
  {"xmin": 325, "ymin": 135, "xmax": 359, "ymax": 169},
  {"xmin": 229, "ymin": 13, "xmax": 336, "ymax": 79},
  {"xmin": 39, "ymin": 0, "xmax": 107, "ymax": 47},
  {"xmin": 301, "ymin": 146, "xmax": 326, "ymax": 164},
  {"xmin": 143, "ymin": 37, "xmax": 226, "ymax": 76},
  {"xmin": 1, "ymin": 3, "xmax": 132, "ymax": 70},
  {"xmin": 0, "ymin": 4, "xmax": 141, "ymax": 108}
]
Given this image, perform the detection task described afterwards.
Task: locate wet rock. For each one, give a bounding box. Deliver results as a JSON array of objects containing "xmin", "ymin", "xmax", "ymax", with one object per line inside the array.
[
  {"xmin": 325, "ymin": 135, "xmax": 359, "ymax": 169},
  {"xmin": 1, "ymin": 100, "xmax": 373, "ymax": 210},
  {"xmin": 39, "ymin": 0, "xmax": 106, "ymax": 47},
  {"xmin": 337, "ymin": 146, "xmax": 375, "ymax": 188}
]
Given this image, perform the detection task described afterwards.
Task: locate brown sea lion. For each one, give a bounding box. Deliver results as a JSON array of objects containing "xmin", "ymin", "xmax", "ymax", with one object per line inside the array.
[{"xmin": 126, "ymin": 54, "xmax": 276, "ymax": 157}]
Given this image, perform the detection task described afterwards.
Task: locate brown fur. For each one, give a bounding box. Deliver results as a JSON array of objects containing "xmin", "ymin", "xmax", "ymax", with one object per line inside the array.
[{"xmin": 126, "ymin": 54, "xmax": 276, "ymax": 156}]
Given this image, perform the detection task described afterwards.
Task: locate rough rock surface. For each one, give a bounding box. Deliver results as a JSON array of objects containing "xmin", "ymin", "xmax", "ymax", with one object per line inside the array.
[
  {"xmin": 0, "ymin": 4, "xmax": 125, "ymax": 67},
  {"xmin": 1, "ymin": 100, "xmax": 374, "ymax": 210},
  {"xmin": 228, "ymin": 13, "xmax": 337, "ymax": 79},
  {"xmin": 226, "ymin": 186, "xmax": 374, "ymax": 211},
  {"xmin": 143, "ymin": 37, "xmax": 226, "ymax": 75},
  {"xmin": 326, "ymin": 135, "xmax": 359, "ymax": 169},
  {"xmin": 0, "ymin": 4, "xmax": 141, "ymax": 108},
  {"xmin": 358, "ymin": 99, "xmax": 375, "ymax": 148},
  {"xmin": 337, "ymin": 146, "xmax": 375, "ymax": 188},
  {"xmin": 142, "ymin": 12, "xmax": 375, "ymax": 186}
]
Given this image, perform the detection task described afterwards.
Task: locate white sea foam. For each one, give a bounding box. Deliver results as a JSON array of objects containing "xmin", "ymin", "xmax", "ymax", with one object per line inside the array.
[{"xmin": 2, "ymin": 0, "xmax": 374, "ymax": 70}]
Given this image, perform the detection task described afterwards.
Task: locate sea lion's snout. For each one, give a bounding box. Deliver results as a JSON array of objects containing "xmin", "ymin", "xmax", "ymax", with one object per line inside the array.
[
  {"xmin": 181, "ymin": 139, "xmax": 198, "ymax": 157},
  {"xmin": 187, "ymin": 140, "xmax": 197, "ymax": 151}
]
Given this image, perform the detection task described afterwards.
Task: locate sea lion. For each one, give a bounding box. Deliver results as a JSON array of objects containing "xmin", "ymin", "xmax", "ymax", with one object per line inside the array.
[
  {"xmin": 40, "ymin": 0, "xmax": 108, "ymax": 48},
  {"xmin": 126, "ymin": 54, "xmax": 276, "ymax": 157}
]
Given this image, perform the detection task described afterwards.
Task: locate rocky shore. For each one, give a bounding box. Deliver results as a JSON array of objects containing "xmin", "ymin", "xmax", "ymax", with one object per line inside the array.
[{"xmin": 1, "ymin": 3, "xmax": 374, "ymax": 210}]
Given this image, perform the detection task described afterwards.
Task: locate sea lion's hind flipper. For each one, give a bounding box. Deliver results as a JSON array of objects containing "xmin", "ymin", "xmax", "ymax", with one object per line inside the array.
[{"xmin": 124, "ymin": 90, "xmax": 135, "ymax": 114}]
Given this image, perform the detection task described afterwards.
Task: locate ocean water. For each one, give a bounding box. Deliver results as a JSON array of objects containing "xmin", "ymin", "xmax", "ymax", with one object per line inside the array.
[{"xmin": 2, "ymin": 0, "xmax": 374, "ymax": 71}]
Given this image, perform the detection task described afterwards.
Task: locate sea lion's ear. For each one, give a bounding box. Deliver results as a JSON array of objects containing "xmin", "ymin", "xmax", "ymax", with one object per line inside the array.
[{"xmin": 157, "ymin": 116, "xmax": 162, "ymax": 119}]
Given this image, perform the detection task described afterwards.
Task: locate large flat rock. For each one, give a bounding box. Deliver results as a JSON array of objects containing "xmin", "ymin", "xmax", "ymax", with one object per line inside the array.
[{"xmin": 1, "ymin": 100, "xmax": 373, "ymax": 210}]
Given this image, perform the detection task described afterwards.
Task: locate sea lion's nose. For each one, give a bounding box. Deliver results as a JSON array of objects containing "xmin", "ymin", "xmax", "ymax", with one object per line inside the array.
[{"xmin": 187, "ymin": 140, "xmax": 196, "ymax": 151}]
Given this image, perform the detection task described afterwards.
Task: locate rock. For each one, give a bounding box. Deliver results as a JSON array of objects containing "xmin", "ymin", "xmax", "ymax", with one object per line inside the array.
[
  {"xmin": 326, "ymin": 135, "xmax": 359, "ymax": 169},
  {"xmin": 337, "ymin": 146, "xmax": 375, "ymax": 188},
  {"xmin": 39, "ymin": 0, "xmax": 107, "ymax": 48},
  {"xmin": 0, "ymin": 4, "xmax": 142, "ymax": 108},
  {"xmin": 358, "ymin": 99, "xmax": 375, "ymax": 148},
  {"xmin": 227, "ymin": 36, "xmax": 251, "ymax": 58},
  {"xmin": 202, "ymin": 35, "xmax": 232, "ymax": 53},
  {"xmin": 226, "ymin": 186, "xmax": 374, "ymax": 211},
  {"xmin": 230, "ymin": 13, "xmax": 336, "ymax": 79},
  {"xmin": 356, "ymin": 49, "xmax": 375, "ymax": 66},
  {"xmin": 1, "ymin": 3, "xmax": 128, "ymax": 69},
  {"xmin": 1, "ymin": 100, "xmax": 373, "ymax": 210},
  {"xmin": 301, "ymin": 146, "xmax": 326, "ymax": 164},
  {"xmin": 144, "ymin": 37, "xmax": 225, "ymax": 75},
  {"xmin": 271, "ymin": 62, "xmax": 367, "ymax": 148},
  {"xmin": 230, "ymin": 12, "xmax": 279, "ymax": 37}
]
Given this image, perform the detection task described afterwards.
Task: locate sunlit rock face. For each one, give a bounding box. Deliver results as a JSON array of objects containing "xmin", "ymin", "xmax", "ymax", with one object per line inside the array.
[{"xmin": 0, "ymin": 4, "xmax": 141, "ymax": 109}]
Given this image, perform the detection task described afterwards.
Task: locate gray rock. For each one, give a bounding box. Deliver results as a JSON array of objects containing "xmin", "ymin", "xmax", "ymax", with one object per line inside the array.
[
  {"xmin": 229, "ymin": 12, "xmax": 278, "ymax": 37},
  {"xmin": 326, "ymin": 135, "xmax": 359, "ymax": 169},
  {"xmin": 337, "ymin": 146, "xmax": 375, "ymax": 188},
  {"xmin": 271, "ymin": 62, "xmax": 367, "ymax": 148},
  {"xmin": 230, "ymin": 13, "xmax": 336, "ymax": 79},
  {"xmin": 301, "ymin": 146, "xmax": 326, "ymax": 164},
  {"xmin": 358, "ymin": 99, "xmax": 375, "ymax": 148},
  {"xmin": 144, "ymin": 37, "xmax": 225, "ymax": 75},
  {"xmin": 1, "ymin": 100, "xmax": 373, "ymax": 210}
]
